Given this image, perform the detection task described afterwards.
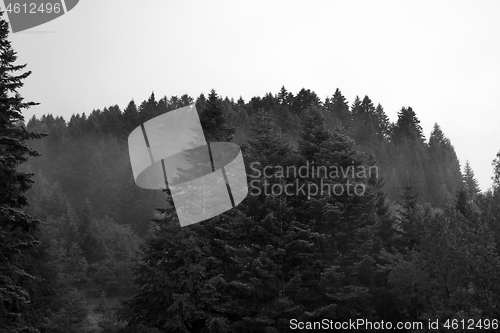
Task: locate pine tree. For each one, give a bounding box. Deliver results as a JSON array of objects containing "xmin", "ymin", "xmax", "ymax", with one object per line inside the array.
[
  {"xmin": 277, "ymin": 85, "xmax": 288, "ymax": 106},
  {"xmin": 463, "ymin": 160, "xmax": 480, "ymax": 200},
  {"xmin": 139, "ymin": 92, "xmax": 158, "ymax": 121},
  {"xmin": 200, "ymin": 89, "xmax": 234, "ymax": 142},
  {"xmin": 0, "ymin": 11, "xmax": 45, "ymax": 332},
  {"xmin": 396, "ymin": 185, "xmax": 421, "ymax": 250},
  {"xmin": 391, "ymin": 107, "xmax": 425, "ymax": 146},
  {"xmin": 298, "ymin": 107, "xmax": 330, "ymax": 162},
  {"xmin": 243, "ymin": 110, "xmax": 295, "ymax": 221},
  {"xmin": 236, "ymin": 96, "xmax": 245, "ymax": 108},
  {"xmin": 123, "ymin": 99, "xmax": 140, "ymax": 134},
  {"xmin": 119, "ymin": 194, "xmax": 230, "ymax": 332},
  {"xmin": 492, "ymin": 151, "xmax": 500, "ymax": 192},
  {"xmin": 390, "ymin": 107, "xmax": 428, "ymax": 201},
  {"xmin": 425, "ymin": 123, "xmax": 463, "ymax": 207},
  {"xmin": 245, "ymin": 111, "xmax": 293, "ymax": 167},
  {"xmin": 357, "ymin": 95, "xmax": 379, "ymax": 147},
  {"xmin": 291, "ymin": 88, "xmax": 320, "ymax": 114},
  {"xmin": 325, "ymin": 88, "xmax": 350, "ymax": 130},
  {"xmin": 375, "ymin": 103, "xmax": 390, "ymax": 139}
]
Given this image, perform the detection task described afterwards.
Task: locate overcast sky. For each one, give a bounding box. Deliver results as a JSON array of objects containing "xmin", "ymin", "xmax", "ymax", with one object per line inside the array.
[{"xmin": 7, "ymin": 0, "xmax": 500, "ymax": 192}]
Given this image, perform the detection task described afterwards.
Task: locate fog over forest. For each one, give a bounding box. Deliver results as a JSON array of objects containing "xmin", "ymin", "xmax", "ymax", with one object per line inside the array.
[{"xmin": 2, "ymin": 4, "xmax": 500, "ymax": 333}]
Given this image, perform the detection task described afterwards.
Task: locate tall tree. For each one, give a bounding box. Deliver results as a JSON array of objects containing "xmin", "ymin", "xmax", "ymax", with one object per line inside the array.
[
  {"xmin": 0, "ymin": 11, "xmax": 45, "ymax": 332},
  {"xmin": 277, "ymin": 85, "xmax": 288, "ymax": 106},
  {"xmin": 200, "ymin": 89, "xmax": 235, "ymax": 142},
  {"xmin": 463, "ymin": 160, "xmax": 480, "ymax": 200},
  {"xmin": 324, "ymin": 88, "xmax": 350, "ymax": 130},
  {"xmin": 375, "ymin": 103, "xmax": 391, "ymax": 139},
  {"xmin": 492, "ymin": 150, "xmax": 500, "ymax": 192},
  {"xmin": 391, "ymin": 107, "xmax": 425, "ymax": 146},
  {"xmin": 426, "ymin": 123, "xmax": 463, "ymax": 207},
  {"xmin": 298, "ymin": 106, "xmax": 330, "ymax": 162},
  {"xmin": 391, "ymin": 107, "xmax": 428, "ymax": 200},
  {"xmin": 123, "ymin": 99, "xmax": 140, "ymax": 134},
  {"xmin": 291, "ymin": 88, "xmax": 320, "ymax": 113}
]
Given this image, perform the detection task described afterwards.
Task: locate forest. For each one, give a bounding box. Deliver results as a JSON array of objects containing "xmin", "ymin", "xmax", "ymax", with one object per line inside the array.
[{"xmin": 3, "ymin": 12, "xmax": 500, "ymax": 333}]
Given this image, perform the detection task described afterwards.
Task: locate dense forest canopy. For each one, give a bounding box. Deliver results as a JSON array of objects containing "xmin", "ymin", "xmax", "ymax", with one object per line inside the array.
[
  {"xmin": 11, "ymin": 86, "xmax": 500, "ymax": 333},
  {"xmin": 3, "ymin": 11, "xmax": 500, "ymax": 333}
]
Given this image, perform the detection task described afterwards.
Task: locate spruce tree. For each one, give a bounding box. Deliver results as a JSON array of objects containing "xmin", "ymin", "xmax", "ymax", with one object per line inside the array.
[
  {"xmin": 325, "ymin": 88, "xmax": 350, "ymax": 130},
  {"xmin": 200, "ymin": 89, "xmax": 234, "ymax": 142},
  {"xmin": 277, "ymin": 85, "xmax": 288, "ymax": 106},
  {"xmin": 426, "ymin": 123, "xmax": 462, "ymax": 207},
  {"xmin": 463, "ymin": 160, "xmax": 480, "ymax": 200},
  {"xmin": 375, "ymin": 103, "xmax": 390, "ymax": 139},
  {"xmin": 291, "ymin": 88, "xmax": 320, "ymax": 114},
  {"xmin": 123, "ymin": 99, "xmax": 140, "ymax": 134},
  {"xmin": 391, "ymin": 107, "xmax": 425, "ymax": 146},
  {"xmin": 492, "ymin": 151, "xmax": 500, "ymax": 192},
  {"xmin": 0, "ymin": 10, "xmax": 45, "ymax": 332},
  {"xmin": 298, "ymin": 107, "xmax": 330, "ymax": 162}
]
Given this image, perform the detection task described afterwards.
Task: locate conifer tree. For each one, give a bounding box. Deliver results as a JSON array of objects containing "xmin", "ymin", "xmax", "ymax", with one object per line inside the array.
[
  {"xmin": 463, "ymin": 160, "xmax": 480, "ymax": 200},
  {"xmin": 120, "ymin": 193, "xmax": 230, "ymax": 332},
  {"xmin": 298, "ymin": 107, "xmax": 330, "ymax": 162},
  {"xmin": 0, "ymin": 11, "xmax": 45, "ymax": 332},
  {"xmin": 139, "ymin": 92, "xmax": 158, "ymax": 121},
  {"xmin": 200, "ymin": 89, "xmax": 234, "ymax": 142},
  {"xmin": 492, "ymin": 151, "xmax": 500, "ymax": 192},
  {"xmin": 391, "ymin": 107, "xmax": 425, "ymax": 146},
  {"xmin": 123, "ymin": 99, "xmax": 140, "ymax": 134},
  {"xmin": 324, "ymin": 88, "xmax": 350, "ymax": 130},
  {"xmin": 375, "ymin": 103, "xmax": 390, "ymax": 139},
  {"xmin": 291, "ymin": 88, "xmax": 320, "ymax": 113},
  {"xmin": 426, "ymin": 123, "xmax": 462, "ymax": 207},
  {"xmin": 277, "ymin": 85, "xmax": 288, "ymax": 106}
]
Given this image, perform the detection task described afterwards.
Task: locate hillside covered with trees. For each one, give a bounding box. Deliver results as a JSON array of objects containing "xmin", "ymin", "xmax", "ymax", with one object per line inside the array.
[{"xmin": 3, "ymin": 10, "xmax": 500, "ymax": 333}]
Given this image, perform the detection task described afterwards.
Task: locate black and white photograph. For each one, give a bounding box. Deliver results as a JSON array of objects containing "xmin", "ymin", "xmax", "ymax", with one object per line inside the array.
[{"xmin": 1, "ymin": 1, "xmax": 500, "ymax": 332}]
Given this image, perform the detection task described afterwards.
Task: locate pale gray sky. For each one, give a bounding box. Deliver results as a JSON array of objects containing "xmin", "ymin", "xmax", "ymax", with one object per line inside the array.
[{"xmin": 7, "ymin": 0, "xmax": 500, "ymax": 191}]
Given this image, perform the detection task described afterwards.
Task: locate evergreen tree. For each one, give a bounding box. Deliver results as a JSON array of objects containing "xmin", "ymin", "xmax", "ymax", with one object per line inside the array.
[
  {"xmin": 123, "ymin": 99, "xmax": 140, "ymax": 134},
  {"xmin": 200, "ymin": 89, "xmax": 234, "ymax": 142},
  {"xmin": 245, "ymin": 111, "xmax": 293, "ymax": 169},
  {"xmin": 324, "ymin": 88, "xmax": 350, "ymax": 130},
  {"xmin": 426, "ymin": 123, "xmax": 462, "ymax": 207},
  {"xmin": 391, "ymin": 107, "xmax": 428, "ymax": 201},
  {"xmin": 139, "ymin": 92, "xmax": 158, "ymax": 121},
  {"xmin": 492, "ymin": 150, "xmax": 500, "ymax": 192},
  {"xmin": 119, "ymin": 194, "xmax": 230, "ymax": 332},
  {"xmin": 396, "ymin": 185, "xmax": 421, "ymax": 250},
  {"xmin": 291, "ymin": 88, "xmax": 320, "ymax": 113},
  {"xmin": 236, "ymin": 96, "xmax": 245, "ymax": 108},
  {"xmin": 375, "ymin": 103, "xmax": 390, "ymax": 139},
  {"xmin": 298, "ymin": 107, "xmax": 330, "ymax": 162},
  {"xmin": 0, "ymin": 11, "xmax": 45, "ymax": 332},
  {"xmin": 463, "ymin": 160, "xmax": 480, "ymax": 200},
  {"xmin": 391, "ymin": 107, "xmax": 425, "ymax": 146},
  {"xmin": 277, "ymin": 85, "xmax": 288, "ymax": 106}
]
